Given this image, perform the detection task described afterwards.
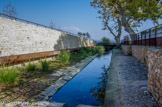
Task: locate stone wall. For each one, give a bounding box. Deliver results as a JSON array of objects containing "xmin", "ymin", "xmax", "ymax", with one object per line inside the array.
[
  {"xmin": 147, "ymin": 48, "xmax": 162, "ymax": 106},
  {"xmin": 121, "ymin": 45, "xmax": 132, "ymax": 55},
  {"xmin": 121, "ymin": 45, "xmax": 162, "ymax": 106},
  {"xmin": 0, "ymin": 17, "xmax": 96, "ymax": 64},
  {"xmin": 131, "ymin": 46, "xmax": 149, "ymax": 67}
]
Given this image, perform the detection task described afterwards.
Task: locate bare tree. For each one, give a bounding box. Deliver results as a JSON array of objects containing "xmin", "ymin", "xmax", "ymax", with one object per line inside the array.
[
  {"xmin": 49, "ymin": 21, "xmax": 55, "ymax": 29},
  {"xmin": 3, "ymin": 2, "xmax": 18, "ymax": 18}
]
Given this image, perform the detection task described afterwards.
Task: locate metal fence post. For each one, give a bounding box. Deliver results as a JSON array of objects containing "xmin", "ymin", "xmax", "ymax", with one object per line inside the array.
[
  {"xmin": 155, "ymin": 26, "xmax": 157, "ymax": 47},
  {"xmin": 149, "ymin": 29, "xmax": 151, "ymax": 46},
  {"xmin": 141, "ymin": 33, "xmax": 142, "ymax": 45},
  {"xmin": 138, "ymin": 34, "xmax": 139, "ymax": 45},
  {"xmin": 145, "ymin": 30, "xmax": 147, "ymax": 46},
  {"xmin": 136, "ymin": 34, "xmax": 137, "ymax": 45}
]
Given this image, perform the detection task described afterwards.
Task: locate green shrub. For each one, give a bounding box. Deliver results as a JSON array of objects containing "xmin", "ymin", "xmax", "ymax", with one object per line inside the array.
[
  {"xmin": 59, "ymin": 50, "xmax": 71, "ymax": 63},
  {"xmin": 80, "ymin": 47, "xmax": 87, "ymax": 54},
  {"xmin": 95, "ymin": 46, "xmax": 105, "ymax": 55},
  {"xmin": 26, "ymin": 63, "xmax": 37, "ymax": 72},
  {"xmin": 80, "ymin": 47, "xmax": 92, "ymax": 52},
  {"xmin": 80, "ymin": 47, "xmax": 95, "ymax": 56},
  {"xmin": 0, "ymin": 68, "xmax": 21, "ymax": 86},
  {"xmin": 41, "ymin": 60, "xmax": 50, "ymax": 72}
]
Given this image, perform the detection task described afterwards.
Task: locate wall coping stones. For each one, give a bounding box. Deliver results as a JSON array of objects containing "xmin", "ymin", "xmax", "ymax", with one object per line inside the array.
[
  {"xmin": 0, "ymin": 101, "xmax": 66, "ymax": 107},
  {"xmin": 148, "ymin": 47, "xmax": 162, "ymax": 52},
  {"xmin": 77, "ymin": 104, "xmax": 101, "ymax": 107}
]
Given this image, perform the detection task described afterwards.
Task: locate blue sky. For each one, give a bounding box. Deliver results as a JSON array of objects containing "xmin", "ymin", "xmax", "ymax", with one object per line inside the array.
[{"xmin": 0, "ymin": 0, "xmax": 161, "ymax": 42}]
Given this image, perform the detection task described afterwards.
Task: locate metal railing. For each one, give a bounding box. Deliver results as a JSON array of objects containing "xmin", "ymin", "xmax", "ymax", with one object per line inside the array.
[
  {"xmin": 0, "ymin": 13, "xmax": 80, "ymax": 37},
  {"xmin": 122, "ymin": 24, "xmax": 162, "ymax": 46}
]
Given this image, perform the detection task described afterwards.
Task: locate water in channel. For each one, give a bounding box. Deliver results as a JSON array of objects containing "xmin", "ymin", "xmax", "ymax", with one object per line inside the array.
[{"xmin": 49, "ymin": 52, "xmax": 112, "ymax": 107}]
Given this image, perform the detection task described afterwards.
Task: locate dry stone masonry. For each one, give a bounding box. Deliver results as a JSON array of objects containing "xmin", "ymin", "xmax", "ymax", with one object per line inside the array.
[
  {"xmin": 131, "ymin": 46, "xmax": 149, "ymax": 67},
  {"xmin": 147, "ymin": 48, "xmax": 162, "ymax": 106},
  {"xmin": 121, "ymin": 45, "xmax": 162, "ymax": 106},
  {"xmin": 121, "ymin": 45, "xmax": 132, "ymax": 56}
]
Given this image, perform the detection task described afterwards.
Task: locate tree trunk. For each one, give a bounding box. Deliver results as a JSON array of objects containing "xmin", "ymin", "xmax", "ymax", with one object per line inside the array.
[
  {"xmin": 115, "ymin": 36, "xmax": 120, "ymax": 46},
  {"xmin": 122, "ymin": 18, "xmax": 136, "ymax": 40},
  {"xmin": 117, "ymin": 3, "xmax": 136, "ymax": 41}
]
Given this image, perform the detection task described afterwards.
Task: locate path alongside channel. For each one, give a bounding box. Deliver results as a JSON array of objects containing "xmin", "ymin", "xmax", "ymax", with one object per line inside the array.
[{"xmin": 104, "ymin": 49, "xmax": 159, "ymax": 107}]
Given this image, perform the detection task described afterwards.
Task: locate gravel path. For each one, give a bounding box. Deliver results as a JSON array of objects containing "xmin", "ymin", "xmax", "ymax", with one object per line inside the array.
[{"xmin": 104, "ymin": 49, "xmax": 159, "ymax": 107}]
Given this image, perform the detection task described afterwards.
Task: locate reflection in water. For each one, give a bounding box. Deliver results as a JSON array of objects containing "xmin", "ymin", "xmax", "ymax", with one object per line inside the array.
[
  {"xmin": 97, "ymin": 52, "xmax": 110, "ymax": 59},
  {"xmin": 49, "ymin": 52, "xmax": 112, "ymax": 107},
  {"xmin": 90, "ymin": 65, "xmax": 109, "ymax": 105}
]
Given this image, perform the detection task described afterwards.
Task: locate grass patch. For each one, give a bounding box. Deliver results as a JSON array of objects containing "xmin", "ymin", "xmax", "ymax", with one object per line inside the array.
[
  {"xmin": 0, "ymin": 68, "xmax": 21, "ymax": 86},
  {"xmin": 0, "ymin": 47, "xmax": 99, "ymax": 102},
  {"xmin": 70, "ymin": 53, "xmax": 87, "ymax": 63},
  {"xmin": 79, "ymin": 47, "xmax": 97, "ymax": 56},
  {"xmin": 59, "ymin": 50, "xmax": 71, "ymax": 63},
  {"xmin": 25, "ymin": 63, "xmax": 37, "ymax": 72},
  {"xmin": 49, "ymin": 60, "xmax": 70, "ymax": 70},
  {"xmin": 41, "ymin": 60, "xmax": 50, "ymax": 72}
]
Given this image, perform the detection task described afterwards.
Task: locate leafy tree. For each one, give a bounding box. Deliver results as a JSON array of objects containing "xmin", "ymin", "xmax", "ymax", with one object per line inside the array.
[
  {"xmin": 101, "ymin": 37, "xmax": 112, "ymax": 44},
  {"xmin": 77, "ymin": 32, "xmax": 91, "ymax": 39},
  {"xmin": 91, "ymin": 0, "xmax": 162, "ymax": 40},
  {"xmin": 86, "ymin": 32, "xmax": 91, "ymax": 39},
  {"xmin": 78, "ymin": 32, "xmax": 82, "ymax": 37},
  {"xmin": 92, "ymin": 2, "xmax": 122, "ymax": 45}
]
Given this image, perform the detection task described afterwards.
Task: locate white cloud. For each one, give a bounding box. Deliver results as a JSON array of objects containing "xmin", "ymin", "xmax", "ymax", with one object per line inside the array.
[{"xmin": 60, "ymin": 25, "xmax": 81, "ymax": 33}]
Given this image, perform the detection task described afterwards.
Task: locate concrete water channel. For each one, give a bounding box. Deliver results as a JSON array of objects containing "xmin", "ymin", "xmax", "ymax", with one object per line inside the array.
[{"xmin": 48, "ymin": 52, "xmax": 112, "ymax": 107}]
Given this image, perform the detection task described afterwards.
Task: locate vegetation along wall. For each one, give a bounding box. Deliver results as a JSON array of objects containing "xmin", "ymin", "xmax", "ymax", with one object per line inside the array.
[
  {"xmin": 0, "ymin": 17, "xmax": 96, "ymax": 64},
  {"xmin": 121, "ymin": 45, "xmax": 162, "ymax": 106}
]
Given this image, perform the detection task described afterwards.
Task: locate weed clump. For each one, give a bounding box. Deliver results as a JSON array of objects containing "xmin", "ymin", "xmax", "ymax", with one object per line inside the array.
[
  {"xmin": 26, "ymin": 63, "xmax": 37, "ymax": 72},
  {"xmin": 59, "ymin": 50, "xmax": 71, "ymax": 63},
  {"xmin": 41, "ymin": 60, "xmax": 50, "ymax": 72},
  {"xmin": 0, "ymin": 68, "xmax": 21, "ymax": 86}
]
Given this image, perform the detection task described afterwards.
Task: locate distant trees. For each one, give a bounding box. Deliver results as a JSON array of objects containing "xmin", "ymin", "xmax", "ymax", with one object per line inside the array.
[
  {"xmin": 49, "ymin": 21, "xmax": 55, "ymax": 29},
  {"xmin": 101, "ymin": 37, "xmax": 112, "ymax": 44},
  {"xmin": 78, "ymin": 32, "xmax": 91, "ymax": 39},
  {"xmin": 3, "ymin": 2, "xmax": 18, "ymax": 18}
]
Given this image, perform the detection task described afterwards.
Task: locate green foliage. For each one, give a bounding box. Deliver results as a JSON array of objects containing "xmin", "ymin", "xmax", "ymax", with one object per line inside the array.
[
  {"xmin": 26, "ymin": 63, "xmax": 37, "ymax": 72},
  {"xmin": 91, "ymin": 0, "xmax": 162, "ymax": 23},
  {"xmin": 95, "ymin": 46, "xmax": 105, "ymax": 55},
  {"xmin": 0, "ymin": 68, "xmax": 21, "ymax": 86},
  {"xmin": 78, "ymin": 32, "xmax": 91, "ymax": 39},
  {"xmin": 79, "ymin": 46, "xmax": 106, "ymax": 56},
  {"xmin": 59, "ymin": 51, "xmax": 71, "ymax": 63},
  {"xmin": 41, "ymin": 60, "xmax": 50, "ymax": 72},
  {"xmin": 91, "ymin": 0, "xmax": 162, "ymax": 40},
  {"xmin": 79, "ymin": 47, "xmax": 96, "ymax": 56},
  {"xmin": 101, "ymin": 37, "xmax": 112, "ymax": 44},
  {"xmin": 80, "ymin": 47, "xmax": 89, "ymax": 54}
]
